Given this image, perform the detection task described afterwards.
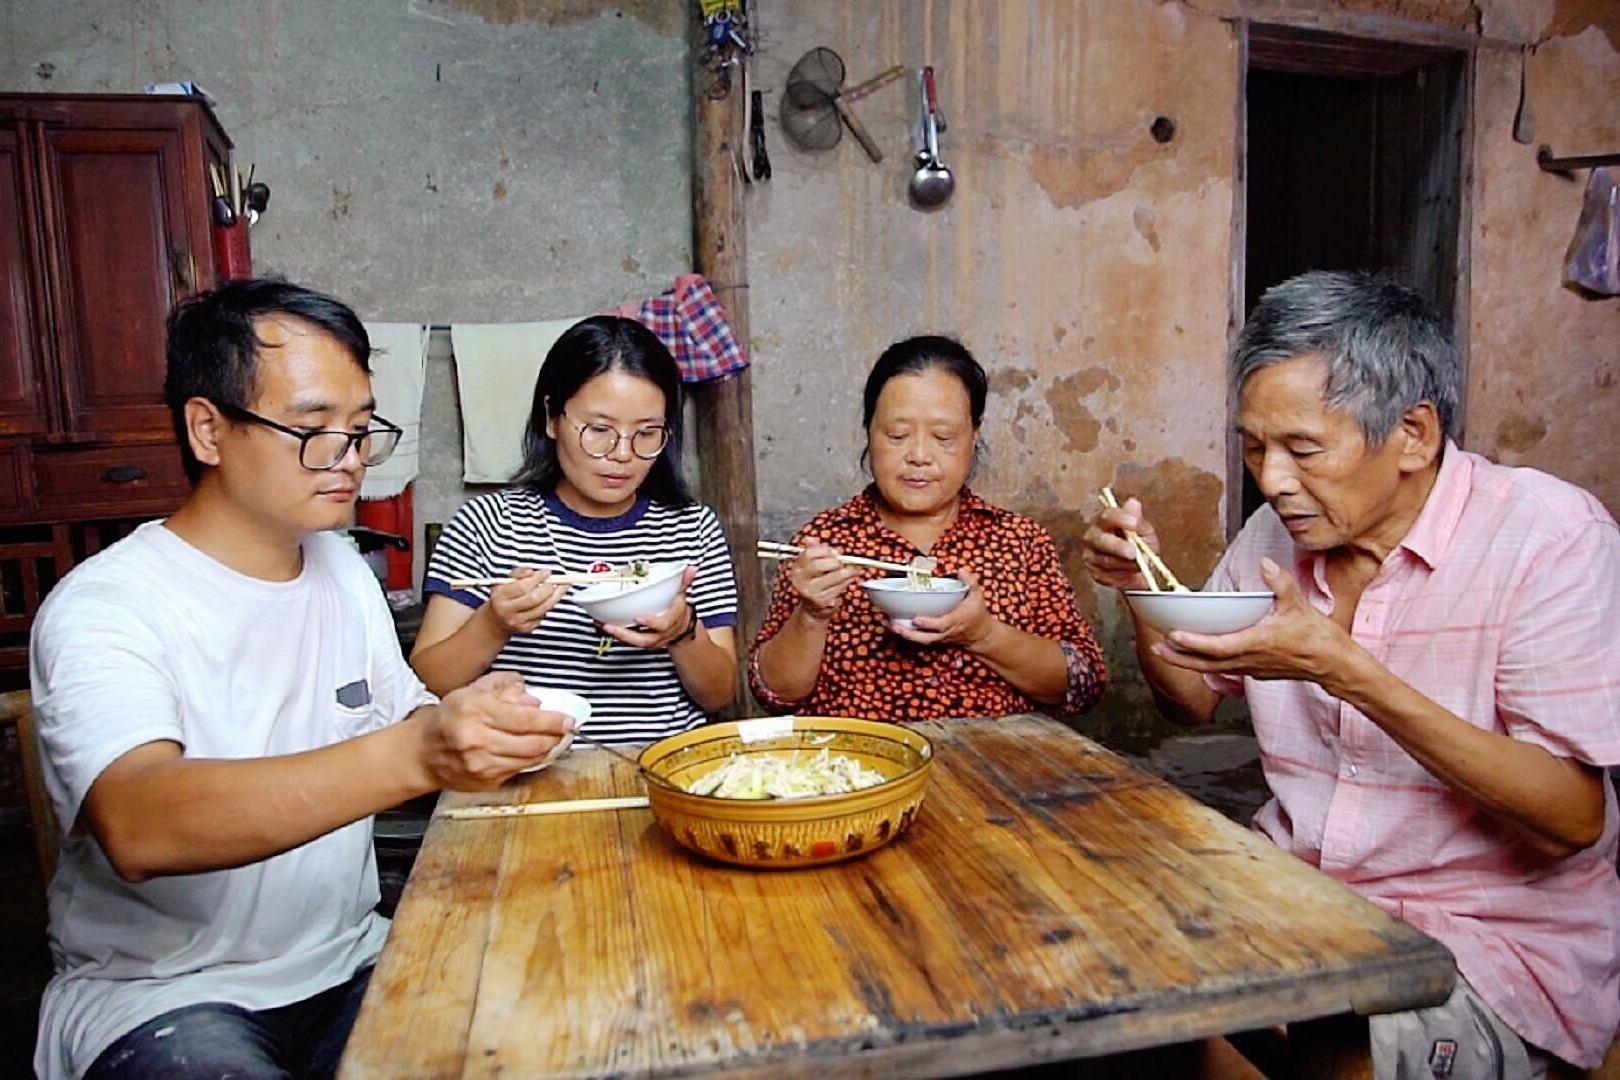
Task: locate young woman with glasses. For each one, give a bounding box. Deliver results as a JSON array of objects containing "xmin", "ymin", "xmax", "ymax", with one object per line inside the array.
[{"xmin": 411, "ymin": 316, "xmax": 739, "ymax": 741}]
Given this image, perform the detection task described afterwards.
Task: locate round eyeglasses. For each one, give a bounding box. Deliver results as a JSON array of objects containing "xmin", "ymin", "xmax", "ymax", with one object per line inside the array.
[
  {"xmin": 561, "ymin": 412, "xmax": 668, "ymax": 460},
  {"xmin": 217, "ymin": 402, "xmax": 403, "ymax": 471}
]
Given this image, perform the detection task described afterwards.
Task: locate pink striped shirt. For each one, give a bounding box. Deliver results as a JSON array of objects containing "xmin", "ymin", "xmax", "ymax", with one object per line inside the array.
[{"xmin": 1206, "ymin": 443, "xmax": 1620, "ymax": 1068}]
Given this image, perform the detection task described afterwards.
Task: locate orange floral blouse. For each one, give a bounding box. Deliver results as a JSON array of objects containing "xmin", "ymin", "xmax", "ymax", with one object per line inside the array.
[{"xmin": 748, "ymin": 487, "xmax": 1107, "ymax": 721}]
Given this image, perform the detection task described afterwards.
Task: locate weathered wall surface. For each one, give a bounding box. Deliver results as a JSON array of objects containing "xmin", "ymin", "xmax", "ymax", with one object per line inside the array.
[
  {"xmin": 746, "ymin": 0, "xmax": 1620, "ymax": 681},
  {"xmin": 0, "ymin": 0, "xmax": 692, "ymax": 574},
  {"xmin": 2, "ymin": 0, "xmax": 1616, "ymax": 675},
  {"xmin": 747, "ymin": 1, "xmax": 1240, "ymax": 668},
  {"xmin": 1466, "ymin": 5, "xmax": 1620, "ymax": 510}
]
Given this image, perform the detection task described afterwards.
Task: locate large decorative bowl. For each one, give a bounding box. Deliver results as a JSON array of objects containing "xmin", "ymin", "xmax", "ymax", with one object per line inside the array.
[{"xmin": 638, "ymin": 716, "xmax": 934, "ymax": 869}]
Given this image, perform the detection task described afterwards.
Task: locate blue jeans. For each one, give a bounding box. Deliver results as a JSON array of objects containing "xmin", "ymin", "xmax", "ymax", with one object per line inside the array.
[{"xmin": 84, "ymin": 966, "xmax": 373, "ymax": 1080}]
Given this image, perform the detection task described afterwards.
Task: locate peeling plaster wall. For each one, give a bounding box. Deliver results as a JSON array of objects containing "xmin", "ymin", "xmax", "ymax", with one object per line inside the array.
[
  {"xmin": 748, "ymin": 1, "xmax": 1239, "ymax": 666},
  {"xmin": 2, "ymin": 0, "xmax": 1616, "ymax": 678},
  {"xmin": 0, "ymin": 0, "xmax": 692, "ymax": 578},
  {"xmin": 1466, "ymin": 13, "xmax": 1620, "ymax": 510},
  {"xmin": 747, "ymin": 0, "xmax": 1620, "ymax": 683}
]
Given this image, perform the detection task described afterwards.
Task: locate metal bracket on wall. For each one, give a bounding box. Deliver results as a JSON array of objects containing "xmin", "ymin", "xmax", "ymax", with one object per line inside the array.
[{"xmin": 1537, "ymin": 145, "xmax": 1620, "ymax": 173}]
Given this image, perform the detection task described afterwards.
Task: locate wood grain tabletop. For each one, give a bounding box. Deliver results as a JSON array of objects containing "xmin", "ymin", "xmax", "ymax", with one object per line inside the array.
[{"xmin": 340, "ymin": 713, "xmax": 1454, "ymax": 1078}]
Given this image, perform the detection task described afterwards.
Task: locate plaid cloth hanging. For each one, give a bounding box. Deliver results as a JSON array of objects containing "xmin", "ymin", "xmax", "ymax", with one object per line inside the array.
[{"xmin": 632, "ymin": 273, "xmax": 750, "ymax": 384}]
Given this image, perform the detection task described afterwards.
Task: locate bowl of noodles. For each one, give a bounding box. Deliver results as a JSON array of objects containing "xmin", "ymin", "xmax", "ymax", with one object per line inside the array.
[
  {"xmin": 861, "ymin": 575, "xmax": 968, "ymax": 627},
  {"xmin": 638, "ymin": 716, "xmax": 934, "ymax": 869}
]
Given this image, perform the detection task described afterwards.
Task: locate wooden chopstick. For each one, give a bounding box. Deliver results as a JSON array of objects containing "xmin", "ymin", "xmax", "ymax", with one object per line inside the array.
[
  {"xmin": 446, "ymin": 572, "xmax": 637, "ymax": 588},
  {"xmin": 439, "ymin": 795, "xmax": 650, "ymax": 819},
  {"xmin": 1099, "ymin": 487, "xmax": 1188, "ymax": 592},
  {"xmin": 756, "ymin": 541, "xmax": 932, "ymax": 577},
  {"xmin": 1098, "ymin": 487, "xmax": 1160, "ymax": 590}
]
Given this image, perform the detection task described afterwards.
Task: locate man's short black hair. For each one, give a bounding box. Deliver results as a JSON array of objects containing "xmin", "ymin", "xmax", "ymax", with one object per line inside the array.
[{"xmin": 164, "ymin": 278, "xmax": 371, "ymax": 483}]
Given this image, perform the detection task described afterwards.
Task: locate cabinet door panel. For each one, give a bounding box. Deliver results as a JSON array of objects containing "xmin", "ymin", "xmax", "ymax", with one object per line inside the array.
[
  {"xmin": 0, "ymin": 126, "xmax": 53, "ymax": 436},
  {"xmin": 42, "ymin": 126, "xmax": 192, "ymax": 438}
]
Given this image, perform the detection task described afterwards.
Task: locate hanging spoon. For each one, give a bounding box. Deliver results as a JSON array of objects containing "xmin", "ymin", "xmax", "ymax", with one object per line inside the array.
[{"xmin": 908, "ymin": 66, "xmax": 954, "ymax": 211}]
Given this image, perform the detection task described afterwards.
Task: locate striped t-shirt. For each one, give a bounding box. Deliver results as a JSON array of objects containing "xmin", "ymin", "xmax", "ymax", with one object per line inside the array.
[{"xmin": 423, "ymin": 488, "xmax": 739, "ymax": 743}]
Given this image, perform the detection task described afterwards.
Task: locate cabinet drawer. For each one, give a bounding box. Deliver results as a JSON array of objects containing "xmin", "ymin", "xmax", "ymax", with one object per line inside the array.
[
  {"xmin": 0, "ymin": 447, "xmax": 25, "ymax": 513},
  {"xmin": 32, "ymin": 444, "xmax": 189, "ymax": 505}
]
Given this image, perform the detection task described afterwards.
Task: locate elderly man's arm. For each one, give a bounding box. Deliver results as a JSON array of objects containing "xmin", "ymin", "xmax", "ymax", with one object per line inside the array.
[
  {"xmin": 1135, "ymin": 617, "xmax": 1226, "ymax": 726},
  {"xmin": 1080, "ymin": 498, "xmax": 1225, "ymax": 724},
  {"xmin": 1328, "ymin": 652, "xmax": 1606, "ymax": 858},
  {"xmin": 1157, "ymin": 556, "xmax": 1612, "ymax": 859}
]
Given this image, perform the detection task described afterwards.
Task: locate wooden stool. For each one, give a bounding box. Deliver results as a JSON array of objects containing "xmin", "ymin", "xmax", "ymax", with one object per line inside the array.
[{"xmin": 0, "ymin": 689, "xmax": 56, "ymax": 885}]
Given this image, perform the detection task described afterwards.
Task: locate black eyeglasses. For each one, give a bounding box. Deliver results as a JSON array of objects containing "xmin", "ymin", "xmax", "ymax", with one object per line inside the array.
[
  {"xmin": 216, "ymin": 402, "xmax": 403, "ymax": 471},
  {"xmin": 560, "ymin": 412, "xmax": 668, "ymax": 460}
]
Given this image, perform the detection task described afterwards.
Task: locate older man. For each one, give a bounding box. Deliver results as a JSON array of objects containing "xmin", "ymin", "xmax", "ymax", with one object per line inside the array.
[{"xmin": 1083, "ymin": 271, "xmax": 1619, "ymax": 1077}]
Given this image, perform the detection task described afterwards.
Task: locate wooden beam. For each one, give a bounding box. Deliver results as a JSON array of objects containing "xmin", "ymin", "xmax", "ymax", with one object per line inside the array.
[
  {"xmin": 1200, "ymin": 2, "xmax": 1523, "ymax": 51},
  {"xmin": 1225, "ymin": 19, "xmax": 1249, "ymax": 542},
  {"xmin": 691, "ymin": 58, "xmax": 765, "ymax": 714}
]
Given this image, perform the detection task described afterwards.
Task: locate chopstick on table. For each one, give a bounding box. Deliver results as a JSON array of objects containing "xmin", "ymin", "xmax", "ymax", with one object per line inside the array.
[
  {"xmin": 446, "ymin": 571, "xmax": 640, "ymax": 588},
  {"xmin": 440, "ymin": 795, "xmax": 650, "ymax": 820},
  {"xmin": 1099, "ymin": 486, "xmax": 1188, "ymax": 593},
  {"xmin": 756, "ymin": 540, "xmax": 934, "ymax": 577}
]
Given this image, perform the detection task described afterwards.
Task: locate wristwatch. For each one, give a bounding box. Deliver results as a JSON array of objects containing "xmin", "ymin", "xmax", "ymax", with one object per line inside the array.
[{"xmin": 671, "ymin": 601, "xmax": 699, "ymax": 645}]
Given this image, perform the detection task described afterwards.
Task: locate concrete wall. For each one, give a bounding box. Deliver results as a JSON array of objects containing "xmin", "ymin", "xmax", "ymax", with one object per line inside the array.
[
  {"xmin": 0, "ymin": 0, "xmax": 693, "ymax": 574},
  {"xmin": 748, "ymin": 1, "xmax": 1240, "ymax": 674},
  {"xmin": 3, "ymin": 0, "xmax": 1616, "ymax": 671},
  {"xmin": 1467, "ymin": 6, "xmax": 1620, "ymax": 510},
  {"xmin": 744, "ymin": 0, "xmax": 1620, "ymax": 677}
]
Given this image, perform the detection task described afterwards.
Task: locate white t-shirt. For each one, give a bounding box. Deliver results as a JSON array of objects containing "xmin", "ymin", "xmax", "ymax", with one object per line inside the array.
[{"xmin": 28, "ymin": 522, "xmax": 437, "ymax": 1079}]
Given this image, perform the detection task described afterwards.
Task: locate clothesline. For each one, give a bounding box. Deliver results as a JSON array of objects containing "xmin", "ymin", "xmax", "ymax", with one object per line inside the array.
[{"xmin": 419, "ymin": 280, "xmax": 752, "ymax": 331}]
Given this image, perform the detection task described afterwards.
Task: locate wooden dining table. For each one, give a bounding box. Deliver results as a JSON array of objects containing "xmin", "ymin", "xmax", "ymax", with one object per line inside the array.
[{"xmin": 340, "ymin": 713, "xmax": 1456, "ymax": 1078}]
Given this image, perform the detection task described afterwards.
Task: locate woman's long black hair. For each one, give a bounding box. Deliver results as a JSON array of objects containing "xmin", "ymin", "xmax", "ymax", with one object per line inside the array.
[{"xmin": 513, "ymin": 315, "xmax": 693, "ymax": 506}]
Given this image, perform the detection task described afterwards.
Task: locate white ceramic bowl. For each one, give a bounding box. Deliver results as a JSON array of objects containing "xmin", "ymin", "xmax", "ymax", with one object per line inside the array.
[
  {"xmin": 519, "ymin": 684, "xmax": 592, "ymax": 773},
  {"xmin": 571, "ymin": 560, "xmax": 687, "ymax": 625},
  {"xmin": 861, "ymin": 576, "xmax": 969, "ymax": 628},
  {"xmin": 1125, "ymin": 590, "xmax": 1276, "ymax": 635}
]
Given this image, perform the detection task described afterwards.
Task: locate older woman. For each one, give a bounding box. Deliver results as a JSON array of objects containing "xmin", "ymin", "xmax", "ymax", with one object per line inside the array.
[{"xmin": 750, "ymin": 336, "xmax": 1106, "ymax": 721}]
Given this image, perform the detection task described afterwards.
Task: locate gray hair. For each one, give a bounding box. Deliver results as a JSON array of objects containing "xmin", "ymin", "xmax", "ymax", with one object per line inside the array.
[{"xmin": 1231, "ymin": 271, "xmax": 1460, "ymax": 444}]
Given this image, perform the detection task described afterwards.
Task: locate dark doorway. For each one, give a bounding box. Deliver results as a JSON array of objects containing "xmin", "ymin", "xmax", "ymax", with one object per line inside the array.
[{"xmin": 1236, "ymin": 25, "xmax": 1470, "ymax": 526}]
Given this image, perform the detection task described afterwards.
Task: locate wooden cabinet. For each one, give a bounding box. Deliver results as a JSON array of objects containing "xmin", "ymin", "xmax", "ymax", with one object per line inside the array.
[{"xmin": 0, "ymin": 95, "xmax": 231, "ymax": 667}]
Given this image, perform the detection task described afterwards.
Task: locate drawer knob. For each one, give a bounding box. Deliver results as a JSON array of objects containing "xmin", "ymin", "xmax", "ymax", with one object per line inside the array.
[{"xmin": 100, "ymin": 465, "xmax": 147, "ymax": 484}]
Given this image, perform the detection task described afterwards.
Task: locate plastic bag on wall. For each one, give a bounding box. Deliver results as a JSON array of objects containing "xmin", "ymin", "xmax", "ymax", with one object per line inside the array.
[{"xmin": 1564, "ymin": 166, "xmax": 1620, "ymax": 295}]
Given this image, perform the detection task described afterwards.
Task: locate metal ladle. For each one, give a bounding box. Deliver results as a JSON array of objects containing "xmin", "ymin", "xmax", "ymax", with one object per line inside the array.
[{"xmin": 908, "ymin": 66, "xmax": 954, "ymax": 210}]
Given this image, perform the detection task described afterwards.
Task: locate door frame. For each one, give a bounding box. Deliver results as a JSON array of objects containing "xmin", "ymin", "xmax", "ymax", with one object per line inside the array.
[{"xmin": 1225, "ymin": 18, "xmax": 1477, "ymax": 540}]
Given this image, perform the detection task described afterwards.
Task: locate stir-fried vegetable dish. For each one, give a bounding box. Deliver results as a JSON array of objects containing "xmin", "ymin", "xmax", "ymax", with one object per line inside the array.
[{"xmin": 685, "ymin": 748, "xmax": 888, "ymax": 799}]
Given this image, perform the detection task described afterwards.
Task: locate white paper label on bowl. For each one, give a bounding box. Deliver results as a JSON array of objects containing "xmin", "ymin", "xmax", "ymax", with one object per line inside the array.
[{"xmin": 737, "ymin": 717, "xmax": 796, "ymax": 743}]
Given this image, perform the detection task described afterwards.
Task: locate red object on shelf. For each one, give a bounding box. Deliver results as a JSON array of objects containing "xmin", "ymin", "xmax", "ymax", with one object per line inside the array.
[
  {"xmin": 357, "ymin": 485, "xmax": 414, "ymax": 591},
  {"xmin": 212, "ymin": 220, "xmax": 252, "ymax": 281}
]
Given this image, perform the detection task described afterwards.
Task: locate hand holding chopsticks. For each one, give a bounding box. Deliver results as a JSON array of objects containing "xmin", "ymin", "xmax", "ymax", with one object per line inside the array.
[
  {"xmin": 756, "ymin": 540, "xmax": 938, "ymax": 578},
  {"xmin": 1098, "ymin": 487, "xmax": 1187, "ymax": 592}
]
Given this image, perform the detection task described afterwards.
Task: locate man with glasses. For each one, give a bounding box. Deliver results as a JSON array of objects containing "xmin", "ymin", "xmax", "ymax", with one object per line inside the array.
[{"xmin": 27, "ymin": 279, "xmax": 576, "ymax": 1080}]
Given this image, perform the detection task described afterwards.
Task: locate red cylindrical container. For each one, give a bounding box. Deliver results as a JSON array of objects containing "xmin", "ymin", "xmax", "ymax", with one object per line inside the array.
[
  {"xmin": 212, "ymin": 220, "xmax": 252, "ymax": 281},
  {"xmin": 357, "ymin": 485, "xmax": 415, "ymax": 591}
]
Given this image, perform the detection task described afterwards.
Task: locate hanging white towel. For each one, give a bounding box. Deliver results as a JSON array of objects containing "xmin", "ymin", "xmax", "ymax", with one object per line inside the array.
[
  {"xmin": 450, "ymin": 319, "xmax": 579, "ymax": 484},
  {"xmin": 359, "ymin": 322, "xmax": 429, "ymax": 499}
]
